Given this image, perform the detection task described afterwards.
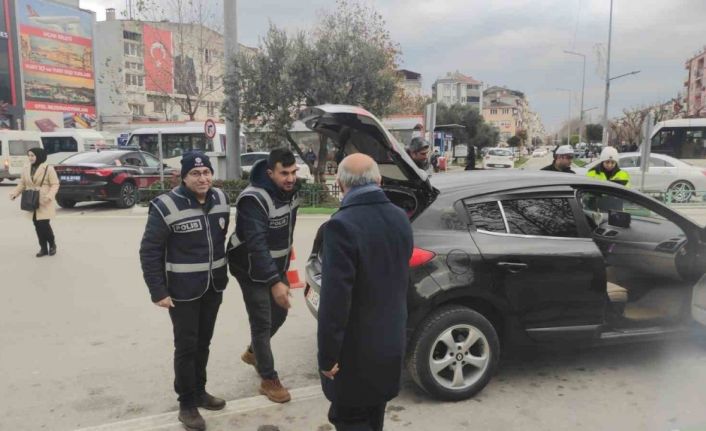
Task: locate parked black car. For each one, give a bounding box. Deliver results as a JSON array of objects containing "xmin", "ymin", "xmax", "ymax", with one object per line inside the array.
[
  {"xmin": 301, "ymin": 105, "xmax": 706, "ymax": 401},
  {"xmin": 54, "ymin": 150, "xmax": 176, "ymax": 208}
]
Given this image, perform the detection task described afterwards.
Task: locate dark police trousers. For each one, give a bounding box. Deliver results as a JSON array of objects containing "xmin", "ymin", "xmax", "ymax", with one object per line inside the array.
[
  {"xmin": 328, "ymin": 402, "xmax": 387, "ymax": 431},
  {"xmin": 240, "ymin": 280, "xmax": 288, "ymax": 379},
  {"xmin": 168, "ymin": 285, "xmax": 222, "ymax": 408}
]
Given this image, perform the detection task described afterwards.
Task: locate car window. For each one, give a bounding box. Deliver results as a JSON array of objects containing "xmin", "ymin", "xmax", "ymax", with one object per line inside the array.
[
  {"xmin": 465, "ymin": 201, "xmax": 506, "ymax": 233},
  {"xmin": 122, "ymin": 154, "xmax": 144, "ymax": 167},
  {"xmin": 41, "ymin": 137, "xmax": 78, "ymax": 154},
  {"xmin": 501, "ymin": 198, "xmax": 579, "ymax": 238},
  {"xmin": 619, "ymin": 156, "xmax": 639, "ymax": 168},
  {"xmin": 142, "ymin": 152, "xmax": 161, "ymax": 168},
  {"xmin": 9, "ymin": 140, "xmax": 40, "ymax": 156},
  {"xmin": 578, "ymin": 190, "xmax": 666, "ymax": 221},
  {"xmin": 649, "ymin": 157, "xmax": 672, "ymax": 167},
  {"xmin": 488, "ymin": 149, "xmax": 512, "ymax": 157},
  {"xmin": 241, "ymin": 153, "xmax": 267, "ymax": 165}
]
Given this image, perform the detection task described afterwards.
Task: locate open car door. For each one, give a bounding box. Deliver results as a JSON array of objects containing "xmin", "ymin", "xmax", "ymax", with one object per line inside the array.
[{"xmin": 298, "ymin": 104, "xmax": 439, "ymax": 219}]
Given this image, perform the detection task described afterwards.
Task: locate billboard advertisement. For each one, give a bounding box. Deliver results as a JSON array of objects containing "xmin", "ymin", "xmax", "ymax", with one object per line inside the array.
[
  {"xmin": 16, "ymin": 0, "xmax": 95, "ymax": 130},
  {"xmin": 1, "ymin": 0, "xmax": 18, "ymax": 128},
  {"xmin": 143, "ymin": 24, "xmax": 173, "ymax": 94}
]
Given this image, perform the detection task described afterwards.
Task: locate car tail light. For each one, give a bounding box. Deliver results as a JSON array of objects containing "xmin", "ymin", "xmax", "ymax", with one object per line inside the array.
[
  {"xmin": 84, "ymin": 168, "xmax": 113, "ymax": 177},
  {"xmin": 3, "ymin": 159, "xmax": 7, "ymax": 170},
  {"xmin": 409, "ymin": 247, "xmax": 435, "ymax": 268},
  {"xmin": 701, "ymin": 170, "xmax": 706, "ymax": 177},
  {"xmin": 112, "ymin": 173, "xmax": 128, "ymax": 184}
]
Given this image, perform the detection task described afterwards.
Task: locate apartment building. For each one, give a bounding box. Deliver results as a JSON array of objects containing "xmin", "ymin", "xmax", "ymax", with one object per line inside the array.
[
  {"xmin": 432, "ymin": 71, "xmax": 482, "ymax": 109},
  {"xmin": 684, "ymin": 47, "xmax": 706, "ymax": 117},
  {"xmin": 397, "ymin": 69, "xmax": 423, "ymax": 98}
]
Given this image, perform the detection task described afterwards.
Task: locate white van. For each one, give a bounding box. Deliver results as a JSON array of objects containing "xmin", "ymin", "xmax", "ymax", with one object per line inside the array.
[
  {"xmin": 126, "ymin": 124, "xmax": 244, "ymax": 180},
  {"xmin": 40, "ymin": 129, "xmax": 111, "ymax": 164},
  {"xmin": 0, "ymin": 130, "xmax": 43, "ymax": 182}
]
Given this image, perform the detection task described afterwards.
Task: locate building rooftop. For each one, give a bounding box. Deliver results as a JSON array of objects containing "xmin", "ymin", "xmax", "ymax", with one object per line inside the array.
[
  {"xmin": 397, "ymin": 69, "xmax": 422, "ymax": 80},
  {"xmin": 435, "ymin": 71, "xmax": 481, "ymax": 85}
]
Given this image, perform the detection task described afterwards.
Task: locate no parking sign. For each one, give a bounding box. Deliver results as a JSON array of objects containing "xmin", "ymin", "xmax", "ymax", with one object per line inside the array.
[{"xmin": 204, "ymin": 119, "xmax": 217, "ymax": 139}]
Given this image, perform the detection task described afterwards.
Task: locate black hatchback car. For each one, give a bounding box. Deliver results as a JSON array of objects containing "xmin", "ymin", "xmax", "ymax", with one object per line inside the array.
[
  {"xmin": 300, "ymin": 105, "xmax": 706, "ymax": 401},
  {"xmin": 54, "ymin": 150, "xmax": 176, "ymax": 208}
]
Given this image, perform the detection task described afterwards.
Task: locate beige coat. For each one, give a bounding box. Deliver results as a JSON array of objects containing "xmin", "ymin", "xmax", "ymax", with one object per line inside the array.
[{"xmin": 12, "ymin": 163, "xmax": 60, "ymax": 220}]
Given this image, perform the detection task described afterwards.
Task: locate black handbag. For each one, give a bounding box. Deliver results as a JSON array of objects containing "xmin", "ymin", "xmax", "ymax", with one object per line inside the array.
[{"xmin": 20, "ymin": 167, "xmax": 48, "ymax": 212}]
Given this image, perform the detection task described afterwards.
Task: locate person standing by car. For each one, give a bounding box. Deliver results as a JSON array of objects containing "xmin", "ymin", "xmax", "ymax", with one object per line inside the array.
[
  {"xmin": 227, "ymin": 148, "xmax": 300, "ymax": 403},
  {"xmin": 465, "ymin": 145, "xmax": 476, "ymax": 170},
  {"xmin": 139, "ymin": 152, "xmax": 230, "ymax": 431},
  {"xmin": 541, "ymin": 145, "xmax": 576, "ymax": 173},
  {"xmin": 9, "ymin": 147, "xmax": 60, "ymax": 257},
  {"xmin": 407, "ymin": 137, "xmax": 431, "ymax": 172},
  {"xmin": 318, "ymin": 153, "xmax": 413, "ymax": 431},
  {"xmin": 430, "ymin": 148, "xmax": 440, "ymax": 173},
  {"xmin": 587, "ymin": 146, "xmax": 631, "ymax": 187}
]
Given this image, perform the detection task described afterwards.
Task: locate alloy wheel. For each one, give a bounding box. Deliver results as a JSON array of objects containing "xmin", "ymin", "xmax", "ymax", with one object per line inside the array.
[{"xmin": 428, "ymin": 324, "xmax": 490, "ymax": 390}]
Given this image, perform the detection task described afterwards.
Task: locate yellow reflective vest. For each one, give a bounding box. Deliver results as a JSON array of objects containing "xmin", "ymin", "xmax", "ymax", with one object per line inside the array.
[{"xmin": 586, "ymin": 166, "xmax": 631, "ymax": 187}]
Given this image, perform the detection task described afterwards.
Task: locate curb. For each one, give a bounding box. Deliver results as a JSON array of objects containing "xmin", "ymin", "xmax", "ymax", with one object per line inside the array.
[{"xmin": 76, "ymin": 385, "xmax": 323, "ymax": 431}]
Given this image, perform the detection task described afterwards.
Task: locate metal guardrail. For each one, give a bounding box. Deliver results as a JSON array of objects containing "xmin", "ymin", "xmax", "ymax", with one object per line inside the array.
[{"xmin": 643, "ymin": 189, "xmax": 706, "ymax": 207}]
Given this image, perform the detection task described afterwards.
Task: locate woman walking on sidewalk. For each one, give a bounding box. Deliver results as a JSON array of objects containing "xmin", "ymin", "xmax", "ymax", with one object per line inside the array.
[{"xmin": 9, "ymin": 147, "xmax": 60, "ymax": 257}]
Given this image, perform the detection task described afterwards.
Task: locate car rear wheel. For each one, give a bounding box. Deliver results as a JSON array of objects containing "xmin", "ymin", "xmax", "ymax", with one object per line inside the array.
[
  {"xmin": 56, "ymin": 198, "xmax": 77, "ymax": 209},
  {"xmin": 116, "ymin": 182, "xmax": 137, "ymax": 208},
  {"xmin": 667, "ymin": 180, "xmax": 695, "ymax": 203},
  {"xmin": 407, "ymin": 305, "xmax": 500, "ymax": 401}
]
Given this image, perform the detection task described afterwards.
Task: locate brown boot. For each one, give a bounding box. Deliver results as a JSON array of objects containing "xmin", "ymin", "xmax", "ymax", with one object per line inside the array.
[
  {"xmin": 178, "ymin": 407, "xmax": 206, "ymax": 431},
  {"xmin": 259, "ymin": 378, "xmax": 291, "ymax": 403},
  {"xmin": 241, "ymin": 347, "xmax": 257, "ymax": 370}
]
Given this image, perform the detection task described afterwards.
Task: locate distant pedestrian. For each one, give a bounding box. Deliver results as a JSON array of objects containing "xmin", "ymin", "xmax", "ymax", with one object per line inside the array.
[
  {"xmin": 304, "ymin": 147, "xmax": 317, "ymax": 167},
  {"xmin": 465, "ymin": 145, "xmax": 477, "ymax": 170},
  {"xmin": 227, "ymin": 148, "xmax": 300, "ymax": 403},
  {"xmin": 9, "ymin": 147, "xmax": 60, "ymax": 257},
  {"xmin": 541, "ymin": 145, "xmax": 576, "ymax": 173},
  {"xmin": 318, "ymin": 153, "xmax": 413, "ymax": 431},
  {"xmin": 139, "ymin": 152, "xmax": 230, "ymax": 431},
  {"xmin": 430, "ymin": 148, "xmax": 440, "ymax": 173}
]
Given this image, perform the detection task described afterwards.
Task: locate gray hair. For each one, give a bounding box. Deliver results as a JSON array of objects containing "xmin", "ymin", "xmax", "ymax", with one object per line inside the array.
[{"xmin": 337, "ymin": 159, "xmax": 382, "ymax": 188}]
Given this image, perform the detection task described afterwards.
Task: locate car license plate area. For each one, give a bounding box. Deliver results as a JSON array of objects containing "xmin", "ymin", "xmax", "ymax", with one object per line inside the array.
[
  {"xmin": 306, "ymin": 275, "xmax": 321, "ymax": 310},
  {"xmin": 60, "ymin": 175, "xmax": 82, "ymax": 183}
]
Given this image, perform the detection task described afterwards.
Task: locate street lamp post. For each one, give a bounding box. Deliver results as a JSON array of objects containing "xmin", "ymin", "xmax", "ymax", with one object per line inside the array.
[
  {"xmin": 224, "ymin": 0, "xmax": 241, "ymax": 180},
  {"xmin": 602, "ymin": 0, "xmax": 614, "ymax": 146},
  {"xmin": 564, "ymin": 50, "xmax": 586, "ymax": 145}
]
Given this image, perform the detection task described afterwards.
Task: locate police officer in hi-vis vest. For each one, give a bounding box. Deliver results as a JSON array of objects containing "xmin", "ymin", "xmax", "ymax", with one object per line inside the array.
[
  {"xmin": 227, "ymin": 148, "xmax": 300, "ymax": 404},
  {"xmin": 140, "ymin": 152, "xmax": 230, "ymax": 431}
]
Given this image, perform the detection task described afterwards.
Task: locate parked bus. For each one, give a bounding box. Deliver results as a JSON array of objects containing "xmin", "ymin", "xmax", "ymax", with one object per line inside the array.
[
  {"xmin": 0, "ymin": 130, "xmax": 43, "ymax": 182},
  {"xmin": 650, "ymin": 118, "xmax": 706, "ymax": 165},
  {"xmin": 126, "ymin": 125, "xmax": 243, "ymax": 180}
]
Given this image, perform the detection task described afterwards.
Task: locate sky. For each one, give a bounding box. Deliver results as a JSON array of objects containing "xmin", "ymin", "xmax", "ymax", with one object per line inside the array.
[{"xmin": 80, "ymin": 0, "xmax": 706, "ymax": 133}]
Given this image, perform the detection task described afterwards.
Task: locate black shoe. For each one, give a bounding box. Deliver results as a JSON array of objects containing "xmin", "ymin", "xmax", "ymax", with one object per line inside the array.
[
  {"xmin": 178, "ymin": 407, "xmax": 206, "ymax": 431},
  {"xmin": 198, "ymin": 392, "xmax": 226, "ymax": 411},
  {"xmin": 49, "ymin": 243, "xmax": 56, "ymax": 256},
  {"xmin": 36, "ymin": 249, "xmax": 48, "ymax": 258}
]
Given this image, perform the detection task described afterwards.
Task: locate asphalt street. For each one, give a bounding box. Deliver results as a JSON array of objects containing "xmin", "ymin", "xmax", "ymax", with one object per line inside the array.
[{"xmin": 1, "ymin": 166, "xmax": 706, "ymax": 431}]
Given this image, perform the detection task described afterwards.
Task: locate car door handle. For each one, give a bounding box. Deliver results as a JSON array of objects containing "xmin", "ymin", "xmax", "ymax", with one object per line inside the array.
[{"xmin": 497, "ymin": 262, "xmax": 529, "ymax": 273}]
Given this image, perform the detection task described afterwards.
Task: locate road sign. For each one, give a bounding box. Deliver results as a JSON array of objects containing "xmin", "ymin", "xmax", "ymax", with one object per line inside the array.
[{"xmin": 204, "ymin": 119, "xmax": 216, "ymax": 139}]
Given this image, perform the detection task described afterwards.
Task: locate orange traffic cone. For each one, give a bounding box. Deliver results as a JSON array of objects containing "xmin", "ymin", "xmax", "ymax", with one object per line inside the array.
[{"xmin": 286, "ymin": 248, "xmax": 306, "ymax": 289}]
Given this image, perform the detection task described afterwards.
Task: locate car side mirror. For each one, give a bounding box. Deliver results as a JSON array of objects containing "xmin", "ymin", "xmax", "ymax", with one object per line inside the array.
[{"xmin": 608, "ymin": 210, "xmax": 631, "ymax": 228}]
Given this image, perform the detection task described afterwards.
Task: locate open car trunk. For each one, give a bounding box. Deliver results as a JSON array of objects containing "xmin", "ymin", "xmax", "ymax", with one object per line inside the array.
[{"xmin": 298, "ymin": 104, "xmax": 439, "ymax": 220}]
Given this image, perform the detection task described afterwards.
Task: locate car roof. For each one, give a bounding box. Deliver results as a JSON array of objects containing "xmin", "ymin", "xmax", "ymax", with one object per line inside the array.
[{"xmin": 430, "ymin": 170, "xmax": 624, "ymax": 198}]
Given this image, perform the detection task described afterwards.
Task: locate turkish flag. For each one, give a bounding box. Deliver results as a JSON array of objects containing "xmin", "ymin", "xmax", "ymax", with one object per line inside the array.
[{"xmin": 143, "ymin": 25, "xmax": 174, "ymax": 93}]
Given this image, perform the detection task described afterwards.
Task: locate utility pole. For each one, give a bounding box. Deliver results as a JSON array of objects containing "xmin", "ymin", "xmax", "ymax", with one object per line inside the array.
[
  {"xmin": 564, "ymin": 50, "xmax": 586, "ymax": 144},
  {"xmin": 224, "ymin": 0, "xmax": 241, "ymax": 180},
  {"xmin": 601, "ymin": 0, "xmax": 614, "ymax": 146}
]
